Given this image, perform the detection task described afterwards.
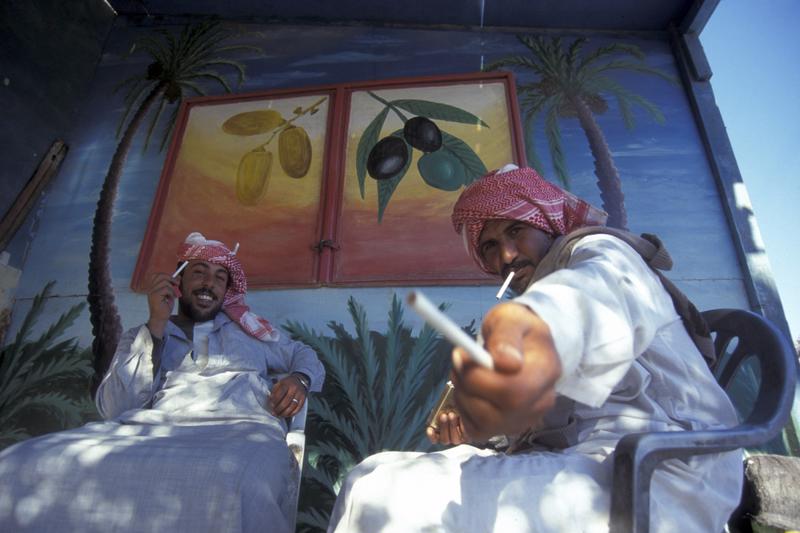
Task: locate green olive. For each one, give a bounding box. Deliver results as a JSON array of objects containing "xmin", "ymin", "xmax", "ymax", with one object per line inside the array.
[{"xmin": 417, "ymin": 151, "xmax": 464, "ymax": 191}]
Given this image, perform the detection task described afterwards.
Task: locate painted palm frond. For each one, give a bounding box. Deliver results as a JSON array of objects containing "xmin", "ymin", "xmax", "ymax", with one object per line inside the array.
[
  {"xmin": 284, "ymin": 294, "xmax": 476, "ymax": 532},
  {"xmin": 486, "ymin": 34, "xmax": 677, "ymax": 229},
  {"xmin": 0, "ymin": 282, "xmax": 95, "ymax": 450},
  {"xmin": 89, "ymin": 20, "xmax": 260, "ymax": 395},
  {"xmin": 116, "ymin": 19, "xmax": 258, "ymax": 151}
]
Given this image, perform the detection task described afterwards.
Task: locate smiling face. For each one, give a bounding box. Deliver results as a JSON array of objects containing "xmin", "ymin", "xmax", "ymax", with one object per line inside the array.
[
  {"xmin": 177, "ymin": 260, "xmax": 229, "ymax": 323},
  {"xmin": 477, "ymin": 219, "xmax": 554, "ymax": 294}
]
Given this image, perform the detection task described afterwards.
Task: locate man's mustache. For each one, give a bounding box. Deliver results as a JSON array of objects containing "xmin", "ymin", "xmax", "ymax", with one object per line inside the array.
[{"xmin": 501, "ymin": 260, "xmax": 535, "ymax": 280}]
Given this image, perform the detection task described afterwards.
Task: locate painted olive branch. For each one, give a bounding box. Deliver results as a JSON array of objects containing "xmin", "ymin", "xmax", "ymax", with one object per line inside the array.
[
  {"xmin": 258, "ymin": 96, "xmax": 327, "ymax": 149},
  {"xmin": 367, "ymin": 91, "xmax": 409, "ymax": 123}
]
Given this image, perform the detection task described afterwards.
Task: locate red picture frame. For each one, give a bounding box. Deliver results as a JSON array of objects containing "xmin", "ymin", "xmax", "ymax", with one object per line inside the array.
[{"xmin": 132, "ymin": 71, "xmax": 526, "ymax": 291}]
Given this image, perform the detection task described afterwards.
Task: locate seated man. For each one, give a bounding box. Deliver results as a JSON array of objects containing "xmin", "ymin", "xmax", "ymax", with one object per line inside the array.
[
  {"xmin": 0, "ymin": 232, "xmax": 324, "ymax": 533},
  {"xmin": 328, "ymin": 165, "xmax": 742, "ymax": 533}
]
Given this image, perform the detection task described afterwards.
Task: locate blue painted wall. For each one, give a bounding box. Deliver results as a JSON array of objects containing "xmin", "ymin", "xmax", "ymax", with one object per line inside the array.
[
  {"xmin": 5, "ymin": 19, "xmax": 749, "ymax": 346},
  {"xmin": 2, "ymin": 13, "xmax": 783, "ymax": 529},
  {"xmin": 0, "ymin": 0, "xmax": 114, "ymax": 265}
]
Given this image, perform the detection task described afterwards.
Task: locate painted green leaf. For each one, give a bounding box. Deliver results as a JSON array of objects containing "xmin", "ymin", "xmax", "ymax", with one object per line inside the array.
[
  {"xmin": 377, "ymin": 130, "xmax": 412, "ymax": 223},
  {"xmin": 284, "ymin": 295, "xmax": 478, "ymax": 530},
  {"xmin": 391, "ymin": 99, "xmax": 489, "ymax": 128},
  {"xmin": 356, "ymin": 106, "xmax": 390, "ymax": 199},
  {"xmin": 439, "ymin": 130, "xmax": 487, "ymax": 185}
]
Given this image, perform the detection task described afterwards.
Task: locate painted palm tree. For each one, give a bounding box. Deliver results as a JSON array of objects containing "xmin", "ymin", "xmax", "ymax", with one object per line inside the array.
[
  {"xmin": 0, "ymin": 282, "xmax": 96, "ymax": 449},
  {"xmin": 487, "ymin": 35, "xmax": 676, "ymax": 229},
  {"xmin": 283, "ymin": 295, "xmax": 472, "ymax": 532},
  {"xmin": 88, "ymin": 20, "xmax": 257, "ymax": 392}
]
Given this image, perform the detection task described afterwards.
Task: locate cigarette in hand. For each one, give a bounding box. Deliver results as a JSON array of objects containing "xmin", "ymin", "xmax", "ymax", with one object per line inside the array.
[
  {"xmin": 407, "ymin": 291, "xmax": 494, "ymax": 370},
  {"xmin": 496, "ymin": 271, "xmax": 515, "ymax": 299},
  {"xmin": 170, "ymin": 260, "xmax": 188, "ymax": 298},
  {"xmin": 172, "ymin": 261, "xmax": 189, "ymax": 278}
]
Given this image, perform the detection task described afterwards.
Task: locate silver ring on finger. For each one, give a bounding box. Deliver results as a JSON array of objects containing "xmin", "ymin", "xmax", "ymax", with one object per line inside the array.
[{"xmin": 291, "ymin": 398, "xmax": 299, "ymax": 404}]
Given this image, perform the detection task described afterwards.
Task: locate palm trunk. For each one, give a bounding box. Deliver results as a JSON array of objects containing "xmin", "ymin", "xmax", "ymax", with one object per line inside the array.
[
  {"xmin": 571, "ymin": 96, "xmax": 628, "ymax": 229},
  {"xmin": 88, "ymin": 83, "xmax": 165, "ymax": 395}
]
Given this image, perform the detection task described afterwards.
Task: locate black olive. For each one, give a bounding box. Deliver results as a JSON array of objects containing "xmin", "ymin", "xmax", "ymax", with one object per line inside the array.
[
  {"xmin": 403, "ymin": 116, "xmax": 443, "ymax": 152},
  {"xmin": 367, "ymin": 136, "xmax": 409, "ymax": 180}
]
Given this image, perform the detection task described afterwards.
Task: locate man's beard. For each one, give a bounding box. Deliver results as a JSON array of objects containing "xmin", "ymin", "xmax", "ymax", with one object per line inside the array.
[{"xmin": 178, "ymin": 290, "xmax": 224, "ymax": 322}]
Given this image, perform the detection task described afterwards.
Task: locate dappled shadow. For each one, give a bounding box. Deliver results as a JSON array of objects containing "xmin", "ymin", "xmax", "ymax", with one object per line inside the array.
[{"xmin": 0, "ymin": 420, "xmax": 295, "ymax": 532}]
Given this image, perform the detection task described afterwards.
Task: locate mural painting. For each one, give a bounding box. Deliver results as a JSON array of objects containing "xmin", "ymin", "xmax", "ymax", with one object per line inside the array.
[
  {"xmin": 134, "ymin": 72, "xmax": 524, "ymax": 290},
  {"xmin": 132, "ymin": 90, "xmax": 332, "ymax": 290},
  {"xmin": 87, "ymin": 20, "xmax": 257, "ymax": 390},
  {"xmin": 335, "ymin": 75, "xmax": 523, "ymax": 284},
  {"xmin": 2, "ymin": 16, "xmax": 797, "ymax": 533},
  {"xmin": 283, "ymin": 295, "xmax": 468, "ymax": 530},
  {"xmin": 487, "ymin": 35, "xmax": 676, "ymax": 229},
  {"xmin": 0, "ymin": 282, "xmax": 96, "ymax": 449}
]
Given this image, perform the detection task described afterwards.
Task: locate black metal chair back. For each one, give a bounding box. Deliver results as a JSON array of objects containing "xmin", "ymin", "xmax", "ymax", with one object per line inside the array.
[{"xmin": 609, "ymin": 309, "xmax": 797, "ymax": 533}]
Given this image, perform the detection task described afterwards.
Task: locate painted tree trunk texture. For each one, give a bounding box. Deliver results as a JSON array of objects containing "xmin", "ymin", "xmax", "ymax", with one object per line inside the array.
[
  {"xmin": 88, "ymin": 83, "xmax": 165, "ymax": 394},
  {"xmin": 572, "ymin": 96, "xmax": 628, "ymax": 230}
]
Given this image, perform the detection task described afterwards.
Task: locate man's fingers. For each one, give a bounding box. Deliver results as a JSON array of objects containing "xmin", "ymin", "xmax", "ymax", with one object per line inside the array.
[
  {"xmin": 270, "ymin": 380, "xmax": 305, "ymax": 417},
  {"xmin": 426, "ymin": 426, "xmax": 439, "ymax": 444},
  {"xmin": 148, "ymin": 276, "xmax": 179, "ymax": 302},
  {"xmin": 439, "ymin": 413, "xmax": 455, "ymax": 443},
  {"xmin": 452, "ymin": 391, "xmax": 502, "ymax": 441}
]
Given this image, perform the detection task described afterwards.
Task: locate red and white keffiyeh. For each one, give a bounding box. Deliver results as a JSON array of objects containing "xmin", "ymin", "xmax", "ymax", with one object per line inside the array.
[
  {"xmin": 451, "ymin": 164, "xmax": 608, "ymax": 273},
  {"xmin": 178, "ymin": 232, "xmax": 279, "ymax": 342}
]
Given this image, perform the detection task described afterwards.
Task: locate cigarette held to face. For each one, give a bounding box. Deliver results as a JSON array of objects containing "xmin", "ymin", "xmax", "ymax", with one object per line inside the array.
[
  {"xmin": 169, "ymin": 260, "xmax": 189, "ymax": 298},
  {"xmin": 172, "ymin": 260, "xmax": 189, "ymax": 278},
  {"xmin": 407, "ymin": 291, "xmax": 494, "ymax": 370},
  {"xmin": 496, "ymin": 270, "xmax": 515, "ymax": 299}
]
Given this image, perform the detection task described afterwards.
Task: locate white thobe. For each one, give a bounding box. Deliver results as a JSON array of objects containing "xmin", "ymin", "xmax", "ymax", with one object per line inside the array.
[
  {"xmin": 328, "ymin": 234, "xmax": 743, "ymax": 533},
  {"xmin": 0, "ymin": 314, "xmax": 325, "ymax": 533}
]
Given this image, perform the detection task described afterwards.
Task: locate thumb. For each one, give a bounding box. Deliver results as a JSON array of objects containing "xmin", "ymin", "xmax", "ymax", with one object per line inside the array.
[
  {"xmin": 485, "ymin": 340, "xmax": 524, "ymax": 374},
  {"xmin": 452, "ymin": 341, "xmax": 522, "ymax": 375}
]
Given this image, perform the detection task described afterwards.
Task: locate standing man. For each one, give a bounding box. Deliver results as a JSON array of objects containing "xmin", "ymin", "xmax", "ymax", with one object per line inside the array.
[
  {"xmin": 327, "ymin": 165, "xmax": 741, "ymax": 533},
  {"xmin": 0, "ymin": 232, "xmax": 324, "ymax": 533}
]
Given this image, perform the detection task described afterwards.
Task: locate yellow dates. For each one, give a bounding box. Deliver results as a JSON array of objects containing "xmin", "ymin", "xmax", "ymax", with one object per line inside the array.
[
  {"xmin": 222, "ymin": 110, "xmax": 285, "ymax": 136},
  {"xmin": 236, "ymin": 148, "xmax": 272, "ymax": 205},
  {"xmin": 278, "ymin": 126, "xmax": 312, "ymax": 178}
]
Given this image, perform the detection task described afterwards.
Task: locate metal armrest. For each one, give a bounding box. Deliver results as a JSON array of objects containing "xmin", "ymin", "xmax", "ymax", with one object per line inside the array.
[
  {"xmin": 610, "ymin": 428, "xmax": 748, "ymax": 533},
  {"xmin": 610, "ymin": 309, "xmax": 797, "ymax": 533},
  {"xmin": 273, "ymin": 373, "xmax": 309, "ymax": 533}
]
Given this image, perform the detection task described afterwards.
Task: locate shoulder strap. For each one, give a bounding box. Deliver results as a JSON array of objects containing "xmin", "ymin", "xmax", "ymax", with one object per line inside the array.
[{"xmin": 534, "ymin": 226, "xmax": 715, "ymax": 368}]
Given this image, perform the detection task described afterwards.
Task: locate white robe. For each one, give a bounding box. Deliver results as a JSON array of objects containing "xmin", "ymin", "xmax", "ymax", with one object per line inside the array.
[
  {"xmin": 0, "ymin": 315, "xmax": 325, "ymax": 533},
  {"xmin": 328, "ymin": 234, "xmax": 743, "ymax": 533}
]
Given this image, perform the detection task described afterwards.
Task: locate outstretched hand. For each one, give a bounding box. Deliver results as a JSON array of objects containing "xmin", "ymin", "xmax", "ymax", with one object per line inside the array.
[
  {"xmin": 269, "ymin": 374, "xmax": 307, "ymax": 418},
  {"xmin": 450, "ymin": 302, "xmax": 562, "ymax": 442}
]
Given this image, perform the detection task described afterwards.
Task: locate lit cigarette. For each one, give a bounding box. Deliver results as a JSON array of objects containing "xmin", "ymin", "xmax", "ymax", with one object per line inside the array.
[
  {"xmin": 172, "ymin": 260, "xmax": 189, "ymax": 278},
  {"xmin": 496, "ymin": 271, "xmax": 515, "ymax": 299},
  {"xmin": 407, "ymin": 291, "xmax": 494, "ymax": 370}
]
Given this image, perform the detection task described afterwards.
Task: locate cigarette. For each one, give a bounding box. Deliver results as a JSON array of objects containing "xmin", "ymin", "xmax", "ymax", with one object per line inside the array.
[
  {"xmin": 496, "ymin": 271, "xmax": 515, "ymax": 299},
  {"xmin": 172, "ymin": 260, "xmax": 189, "ymax": 278},
  {"xmin": 407, "ymin": 291, "xmax": 494, "ymax": 370}
]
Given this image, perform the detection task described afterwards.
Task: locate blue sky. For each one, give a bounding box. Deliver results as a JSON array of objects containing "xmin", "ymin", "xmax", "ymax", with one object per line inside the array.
[{"xmin": 701, "ymin": 0, "xmax": 800, "ymax": 343}]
